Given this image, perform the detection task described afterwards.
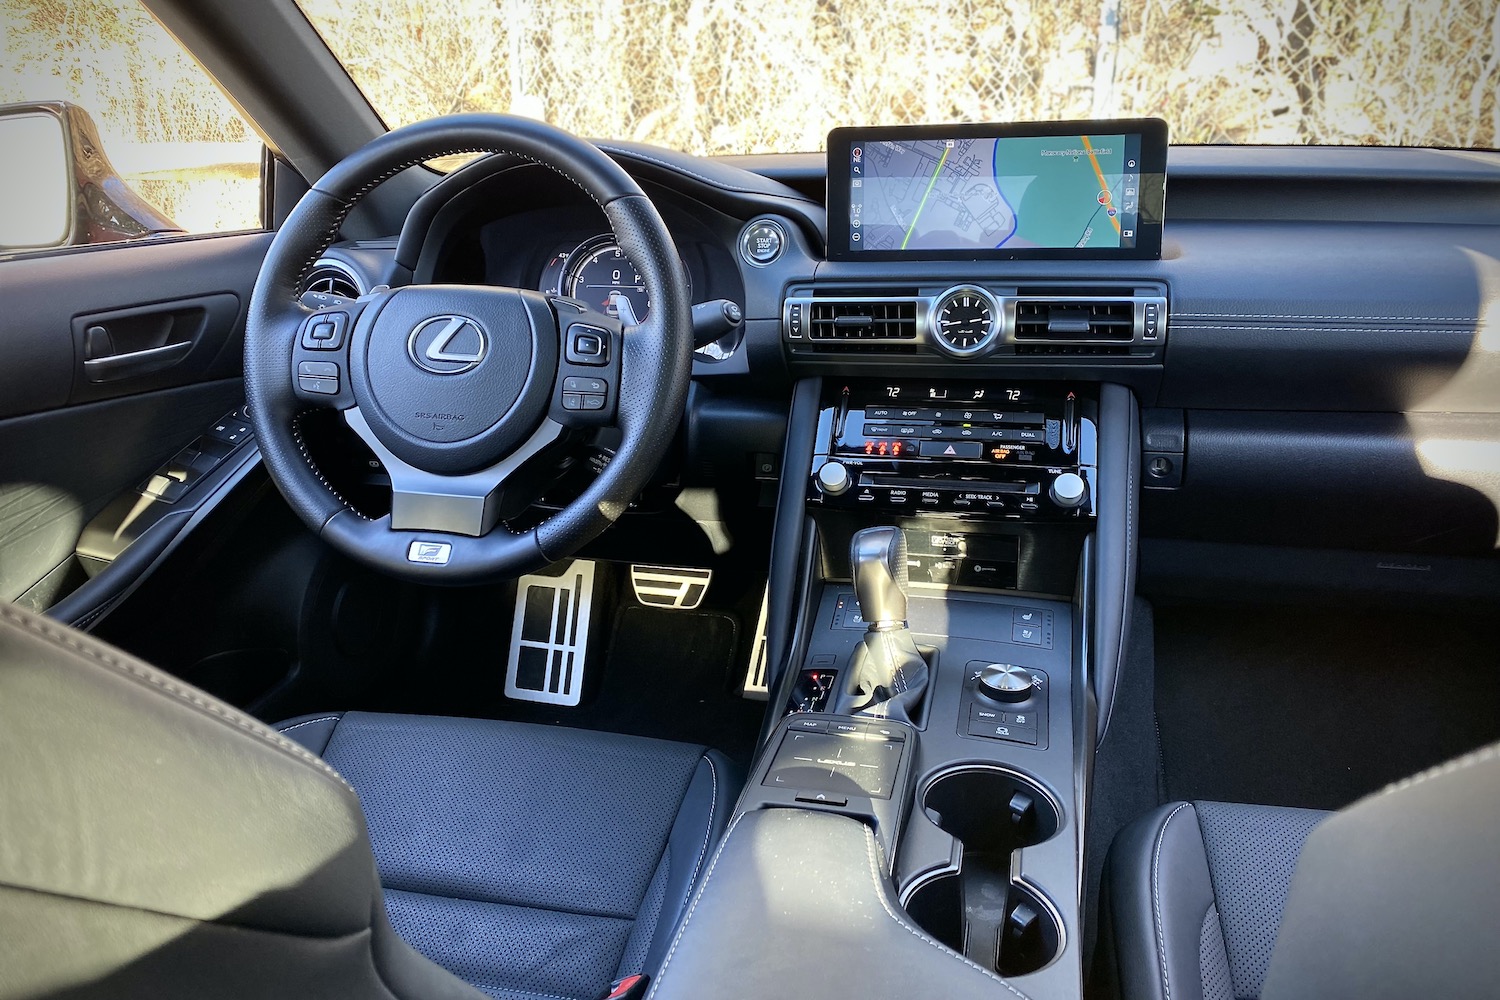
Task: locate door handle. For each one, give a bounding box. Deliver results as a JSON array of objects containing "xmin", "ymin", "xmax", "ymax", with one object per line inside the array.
[{"xmin": 82, "ymin": 339, "xmax": 193, "ymax": 382}]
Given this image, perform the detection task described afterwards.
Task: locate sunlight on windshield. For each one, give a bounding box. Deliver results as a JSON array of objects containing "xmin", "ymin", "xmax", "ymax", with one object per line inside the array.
[{"xmin": 299, "ymin": 0, "xmax": 1499, "ymax": 154}]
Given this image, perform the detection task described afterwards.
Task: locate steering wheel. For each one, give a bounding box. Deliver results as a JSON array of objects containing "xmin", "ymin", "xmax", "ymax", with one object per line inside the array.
[{"xmin": 244, "ymin": 115, "xmax": 692, "ymax": 583}]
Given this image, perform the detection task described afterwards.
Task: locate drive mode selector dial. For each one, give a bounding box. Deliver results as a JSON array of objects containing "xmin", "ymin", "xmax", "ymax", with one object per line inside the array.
[
  {"xmin": 930, "ymin": 285, "xmax": 1000, "ymax": 357},
  {"xmin": 978, "ymin": 663, "xmax": 1036, "ymax": 703}
]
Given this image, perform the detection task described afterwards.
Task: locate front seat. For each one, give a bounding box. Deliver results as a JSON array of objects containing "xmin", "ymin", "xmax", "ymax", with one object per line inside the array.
[
  {"xmin": 1099, "ymin": 746, "xmax": 1500, "ymax": 1000},
  {"xmin": 0, "ymin": 601, "xmax": 737, "ymax": 1000}
]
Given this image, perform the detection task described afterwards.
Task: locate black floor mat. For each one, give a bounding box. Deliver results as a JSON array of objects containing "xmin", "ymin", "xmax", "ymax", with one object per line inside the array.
[
  {"xmin": 494, "ymin": 603, "xmax": 766, "ymax": 765},
  {"xmin": 1154, "ymin": 603, "xmax": 1500, "ymax": 810}
]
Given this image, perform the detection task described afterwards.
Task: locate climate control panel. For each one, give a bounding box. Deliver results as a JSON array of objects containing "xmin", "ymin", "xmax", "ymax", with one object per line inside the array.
[{"xmin": 807, "ymin": 380, "xmax": 1097, "ymax": 521}]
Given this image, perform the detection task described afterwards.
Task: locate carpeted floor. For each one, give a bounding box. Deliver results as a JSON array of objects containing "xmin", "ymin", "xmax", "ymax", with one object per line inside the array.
[{"xmin": 1153, "ymin": 602, "xmax": 1500, "ymax": 810}]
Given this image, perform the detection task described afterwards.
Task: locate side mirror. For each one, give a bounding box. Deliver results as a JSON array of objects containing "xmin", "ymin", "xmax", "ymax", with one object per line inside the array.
[
  {"xmin": 0, "ymin": 101, "xmax": 182, "ymax": 254},
  {"xmin": 0, "ymin": 109, "xmax": 72, "ymax": 250}
]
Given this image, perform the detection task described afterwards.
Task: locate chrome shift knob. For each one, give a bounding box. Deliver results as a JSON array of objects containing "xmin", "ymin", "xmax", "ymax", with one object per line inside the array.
[{"xmin": 851, "ymin": 526, "xmax": 909, "ymax": 629}]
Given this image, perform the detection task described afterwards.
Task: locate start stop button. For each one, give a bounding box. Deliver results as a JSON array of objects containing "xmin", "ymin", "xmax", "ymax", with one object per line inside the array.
[{"xmin": 740, "ymin": 219, "xmax": 786, "ymax": 267}]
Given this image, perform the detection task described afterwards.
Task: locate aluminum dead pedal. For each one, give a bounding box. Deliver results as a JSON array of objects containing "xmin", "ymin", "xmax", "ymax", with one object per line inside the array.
[
  {"xmin": 505, "ymin": 560, "xmax": 596, "ymax": 706},
  {"xmin": 740, "ymin": 585, "xmax": 770, "ymax": 700},
  {"xmin": 630, "ymin": 564, "xmax": 713, "ymax": 610}
]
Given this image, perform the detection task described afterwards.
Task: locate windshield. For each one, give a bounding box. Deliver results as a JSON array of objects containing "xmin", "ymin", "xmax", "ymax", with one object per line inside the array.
[{"xmin": 299, "ymin": 0, "xmax": 1499, "ymax": 154}]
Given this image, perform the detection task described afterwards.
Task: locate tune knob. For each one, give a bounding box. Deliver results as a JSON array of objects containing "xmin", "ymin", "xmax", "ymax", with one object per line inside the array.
[
  {"xmin": 1049, "ymin": 472, "xmax": 1087, "ymax": 508},
  {"xmin": 978, "ymin": 663, "xmax": 1036, "ymax": 703},
  {"xmin": 816, "ymin": 460, "xmax": 852, "ymax": 496}
]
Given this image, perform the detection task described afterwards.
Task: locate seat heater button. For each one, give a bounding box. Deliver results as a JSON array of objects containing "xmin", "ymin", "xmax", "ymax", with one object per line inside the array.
[{"xmin": 1012, "ymin": 623, "xmax": 1044, "ymax": 645}]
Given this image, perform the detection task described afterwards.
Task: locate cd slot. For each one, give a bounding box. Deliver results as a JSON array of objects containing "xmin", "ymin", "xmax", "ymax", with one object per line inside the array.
[{"xmin": 861, "ymin": 475, "xmax": 1042, "ymax": 496}]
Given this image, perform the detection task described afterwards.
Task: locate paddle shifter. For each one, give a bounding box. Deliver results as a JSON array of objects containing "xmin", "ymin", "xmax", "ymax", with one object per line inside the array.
[{"xmin": 837, "ymin": 526, "xmax": 930, "ymax": 723}]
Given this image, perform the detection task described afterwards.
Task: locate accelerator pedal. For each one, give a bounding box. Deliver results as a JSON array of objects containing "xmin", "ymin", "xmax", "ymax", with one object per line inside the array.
[
  {"xmin": 740, "ymin": 585, "xmax": 770, "ymax": 701},
  {"xmin": 629, "ymin": 564, "xmax": 712, "ymax": 610},
  {"xmin": 505, "ymin": 559, "xmax": 596, "ymax": 706}
]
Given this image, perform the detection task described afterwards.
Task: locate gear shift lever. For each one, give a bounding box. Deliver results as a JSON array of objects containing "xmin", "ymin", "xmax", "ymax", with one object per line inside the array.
[
  {"xmin": 852, "ymin": 525, "xmax": 910, "ymax": 629},
  {"xmin": 838, "ymin": 527, "xmax": 930, "ymax": 722}
]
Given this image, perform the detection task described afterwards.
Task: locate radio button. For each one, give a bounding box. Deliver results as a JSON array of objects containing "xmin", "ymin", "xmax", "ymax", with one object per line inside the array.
[{"xmin": 919, "ymin": 440, "xmax": 982, "ymax": 459}]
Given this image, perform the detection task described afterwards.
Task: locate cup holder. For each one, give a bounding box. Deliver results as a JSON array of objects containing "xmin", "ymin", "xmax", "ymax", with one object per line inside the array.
[{"xmin": 903, "ymin": 766, "xmax": 1064, "ymax": 977}]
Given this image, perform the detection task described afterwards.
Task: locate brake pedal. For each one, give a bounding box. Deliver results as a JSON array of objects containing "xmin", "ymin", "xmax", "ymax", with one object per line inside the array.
[
  {"xmin": 740, "ymin": 585, "xmax": 770, "ymax": 701},
  {"xmin": 629, "ymin": 564, "xmax": 712, "ymax": 610},
  {"xmin": 505, "ymin": 560, "xmax": 596, "ymax": 706}
]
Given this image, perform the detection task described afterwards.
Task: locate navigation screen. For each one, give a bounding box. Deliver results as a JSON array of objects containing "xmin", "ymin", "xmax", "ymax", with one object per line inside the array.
[{"xmin": 827, "ymin": 119, "xmax": 1166, "ymax": 261}]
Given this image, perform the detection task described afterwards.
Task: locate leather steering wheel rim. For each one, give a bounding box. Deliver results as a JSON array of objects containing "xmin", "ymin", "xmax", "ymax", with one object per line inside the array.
[{"xmin": 244, "ymin": 114, "xmax": 693, "ymax": 583}]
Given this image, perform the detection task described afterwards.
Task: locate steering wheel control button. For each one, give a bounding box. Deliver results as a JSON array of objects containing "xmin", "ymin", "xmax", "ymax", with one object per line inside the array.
[
  {"xmin": 566, "ymin": 324, "xmax": 610, "ymax": 366},
  {"xmin": 300, "ymin": 311, "xmax": 349, "ymax": 350},
  {"xmin": 406, "ymin": 540, "xmax": 453, "ymax": 566},
  {"xmin": 740, "ymin": 219, "xmax": 786, "ymax": 266},
  {"xmin": 562, "ymin": 376, "xmax": 608, "ymax": 394},
  {"xmin": 561, "ymin": 392, "xmax": 608, "ymax": 411},
  {"xmin": 297, "ymin": 360, "xmax": 340, "ymax": 395}
]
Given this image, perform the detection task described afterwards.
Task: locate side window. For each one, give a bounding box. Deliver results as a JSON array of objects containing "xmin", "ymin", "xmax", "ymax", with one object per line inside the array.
[{"xmin": 0, "ymin": 0, "xmax": 264, "ymax": 255}]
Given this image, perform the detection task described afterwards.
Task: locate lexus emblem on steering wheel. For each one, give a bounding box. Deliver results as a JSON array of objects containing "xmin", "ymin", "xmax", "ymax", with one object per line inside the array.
[{"xmin": 407, "ymin": 315, "xmax": 488, "ymax": 375}]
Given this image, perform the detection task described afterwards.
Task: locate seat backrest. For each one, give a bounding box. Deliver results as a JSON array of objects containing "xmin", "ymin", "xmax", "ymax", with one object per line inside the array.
[
  {"xmin": 0, "ymin": 602, "xmax": 481, "ymax": 1000},
  {"xmin": 1262, "ymin": 741, "xmax": 1500, "ymax": 1000}
]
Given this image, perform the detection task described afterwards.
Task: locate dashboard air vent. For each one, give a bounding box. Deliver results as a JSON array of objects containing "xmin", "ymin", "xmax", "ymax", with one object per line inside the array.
[
  {"xmin": 300, "ymin": 260, "xmax": 363, "ymax": 301},
  {"xmin": 1015, "ymin": 300, "xmax": 1134, "ymax": 341},
  {"xmin": 809, "ymin": 300, "xmax": 918, "ymax": 341}
]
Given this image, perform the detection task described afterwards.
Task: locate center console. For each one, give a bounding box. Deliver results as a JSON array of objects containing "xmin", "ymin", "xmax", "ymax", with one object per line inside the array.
[
  {"xmin": 652, "ymin": 117, "xmax": 1152, "ymax": 1000},
  {"xmin": 646, "ymin": 369, "xmax": 1136, "ymax": 999}
]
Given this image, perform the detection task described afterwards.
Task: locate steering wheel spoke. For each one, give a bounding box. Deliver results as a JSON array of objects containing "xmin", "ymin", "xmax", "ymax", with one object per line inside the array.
[{"xmin": 344, "ymin": 407, "xmax": 564, "ymax": 537}]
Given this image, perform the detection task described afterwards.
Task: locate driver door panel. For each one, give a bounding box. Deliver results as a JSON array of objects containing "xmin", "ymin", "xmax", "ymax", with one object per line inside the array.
[{"xmin": 0, "ymin": 232, "xmax": 270, "ymax": 613}]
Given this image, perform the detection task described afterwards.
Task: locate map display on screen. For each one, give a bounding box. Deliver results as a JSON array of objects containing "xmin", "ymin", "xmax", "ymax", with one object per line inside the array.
[{"xmin": 847, "ymin": 133, "xmax": 1144, "ymax": 252}]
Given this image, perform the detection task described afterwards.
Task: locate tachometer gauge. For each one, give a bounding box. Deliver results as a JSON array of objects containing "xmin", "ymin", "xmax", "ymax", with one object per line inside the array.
[{"xmin": 563, "ymin": 235, "xmax": 654, "ymax": 324}]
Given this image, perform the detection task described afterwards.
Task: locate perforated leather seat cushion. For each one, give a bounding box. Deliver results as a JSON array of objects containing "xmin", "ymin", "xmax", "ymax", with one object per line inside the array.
[
  {"xmin": 1101, "ymin": 800, "xmax": 1328, "ymax": 1000},
  {"xmin": 277, "ymin": 712, "xmax": 735, "ymax": 1000}
]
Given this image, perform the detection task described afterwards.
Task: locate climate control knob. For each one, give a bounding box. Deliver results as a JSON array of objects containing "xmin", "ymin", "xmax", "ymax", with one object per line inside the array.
[
  {"xmin": 978, "ymin": 663, "xmax": 1036, "ymax": 703},
  {"xmin": 1049, "ymin": 472, "xmax": 1087, "ymax": 508},
  {"xmin": 816, "ymin": 461, "xmax": 852, "ymax": 496}
]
